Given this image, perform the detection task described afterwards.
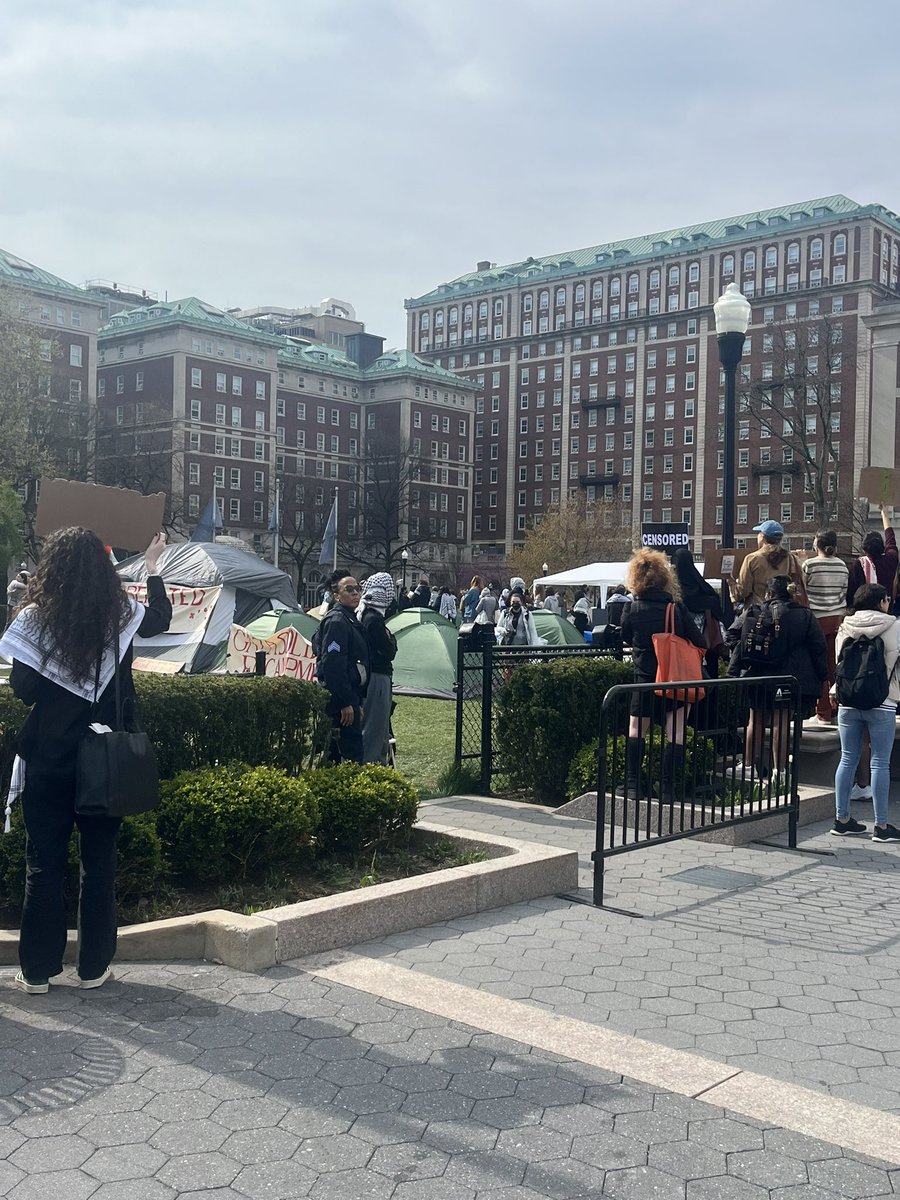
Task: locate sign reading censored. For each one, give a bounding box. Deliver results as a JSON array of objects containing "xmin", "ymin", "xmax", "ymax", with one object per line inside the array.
[{"xmin": 640, "ymin": 522, "xmax": 690, "ymax": 553}]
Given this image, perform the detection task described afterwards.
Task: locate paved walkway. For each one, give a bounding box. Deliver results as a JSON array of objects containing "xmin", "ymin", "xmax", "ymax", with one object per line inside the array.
[
  {"xmin": 1, "ymin": 791, "xmax": 900, "ymax": 1197},
  {"xmin": 0, "ymin": 958, "xmax": 898, "ymax": 1199}
]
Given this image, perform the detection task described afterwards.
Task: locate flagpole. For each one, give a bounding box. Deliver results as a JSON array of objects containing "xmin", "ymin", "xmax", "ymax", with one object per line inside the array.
[
  {"xmin": 333, "ymin": 486, "xmax": 338, "ymax": 573},
  {"xmin": 273, "ymin": 478, "xmax": 281, "ymax": 570},
  {"xmin": 212, "ymin": 482, "xmax": 217, "ymax": 538}
]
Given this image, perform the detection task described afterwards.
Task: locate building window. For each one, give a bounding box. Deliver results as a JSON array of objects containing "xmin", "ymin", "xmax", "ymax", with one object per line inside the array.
[
  {"xmin": 191, "ymin": 367, "xmax": 202, "ymax": 388},
  {"xmin": 229, "ymin": 499, "xmax": 240, "ymax": 522},
  {"xmin": 232, "ymin": 376, "xmax": 242, "ymax": 395}
]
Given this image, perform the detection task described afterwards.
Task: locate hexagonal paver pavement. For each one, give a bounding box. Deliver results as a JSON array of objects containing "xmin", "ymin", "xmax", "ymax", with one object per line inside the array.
[{"xmin": 0, "ymin": 957, "xmax": 897, "ymax": 1199}]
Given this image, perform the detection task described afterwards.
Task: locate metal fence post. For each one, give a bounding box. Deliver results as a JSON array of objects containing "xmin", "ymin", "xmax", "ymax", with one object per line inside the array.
[
  {"xmin": 454, "ymin": 632, "xmax": 466, "ymax": 771},
  {"xmin": 479, "ymin": 629, "xmax": 494, "ymax": 793}
]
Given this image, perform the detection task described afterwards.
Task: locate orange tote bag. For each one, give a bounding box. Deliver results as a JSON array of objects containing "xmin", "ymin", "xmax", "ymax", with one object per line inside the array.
[{"xmin": 652, "ymin": 603, "xmax": 706, "ymax": 703}]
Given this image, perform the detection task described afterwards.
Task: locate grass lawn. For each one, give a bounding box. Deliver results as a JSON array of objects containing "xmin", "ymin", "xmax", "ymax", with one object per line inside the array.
[{"xmin": 392, "ymin": 695, "xmax": 457, "ymax": 795}]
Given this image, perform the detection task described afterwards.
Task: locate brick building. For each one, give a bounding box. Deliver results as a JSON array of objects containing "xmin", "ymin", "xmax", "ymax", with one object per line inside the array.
[
  {"xmin": 94, "ymin": 297, "xmax": 474, "ymax": 603},
  {"xmin": 0, "ymin": 249, "xmax": 104, "ymax": 490},
  {"xmin": 405, "ymin": 194, "xmax": 900, "ymax": 557}
]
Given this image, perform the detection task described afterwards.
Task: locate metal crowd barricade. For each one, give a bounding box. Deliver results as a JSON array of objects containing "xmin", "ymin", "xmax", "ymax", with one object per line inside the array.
[
  {"xmin": 454, "ymin": 627, "xmax": 614, "ymax": 791},
  {"xmin": 590, "ymin": 675, "xmax": 802, "ymax": 908}
]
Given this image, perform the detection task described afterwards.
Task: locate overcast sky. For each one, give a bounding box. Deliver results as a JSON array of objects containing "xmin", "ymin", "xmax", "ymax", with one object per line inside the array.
[{"xmin": 2, "ymin": 0, "xmax": 899, "ymax": 347}]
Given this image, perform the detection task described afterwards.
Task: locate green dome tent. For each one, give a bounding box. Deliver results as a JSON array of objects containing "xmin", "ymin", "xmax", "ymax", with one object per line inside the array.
[
  {"xmin": 244, "ymin": 610, "xmax": 322, "ymax": 644},
  {"xmin": 388, "ymin": 607, "xmax": 459, "ymax": 699},
  {"xmin": 530, "ymin": 610, "xmax": 585, "ymax": 645}
]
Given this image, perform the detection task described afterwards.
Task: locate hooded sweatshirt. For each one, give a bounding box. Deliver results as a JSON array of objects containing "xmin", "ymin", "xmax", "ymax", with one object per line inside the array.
[{"xmin": 834, "ymin": 609, "xmax": 900, "ymax": 706}]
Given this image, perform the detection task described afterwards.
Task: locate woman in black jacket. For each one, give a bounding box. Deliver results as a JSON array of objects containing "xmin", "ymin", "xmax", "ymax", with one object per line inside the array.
[
  {"xmin": 673, "ymin": 547, "xmax": 726, "ymax": 673},
  {"xmin": 727, "ymin": 575, "xmax": 827, "ymax": 785},
  {"xmin": 0, "ymin": 528, "xmax": 172, "ymax": 993},
  {"xmin": 620, "ymin": 549, "xmax": 706, "ymax": 802}
]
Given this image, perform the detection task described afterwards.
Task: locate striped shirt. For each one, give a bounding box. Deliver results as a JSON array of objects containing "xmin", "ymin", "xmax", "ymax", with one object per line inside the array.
[{"xmin": 801, "ymin": 556, "xmax": 849, "ymax": 618}]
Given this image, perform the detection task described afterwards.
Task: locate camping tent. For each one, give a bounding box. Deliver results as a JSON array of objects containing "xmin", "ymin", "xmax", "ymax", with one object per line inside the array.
[
  {"xmin": 388, "ymin": 607, "xmax": 459, "ymax": 699},
  {"xmin": 531, "ymin": 611, "xmax": 585, "ymax": 645},
  {"xmin": 117, "ymin": 541, "xmax": 298, "ymax": 673},
  {"xmin": 244, "ymin": 610, "xmax": 321, "ymax": 644}
]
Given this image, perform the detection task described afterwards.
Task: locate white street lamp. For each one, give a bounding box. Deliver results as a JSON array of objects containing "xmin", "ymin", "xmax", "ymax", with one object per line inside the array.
[{"xmin": 713, "ymin": 283, "xmax": 752, "ymax": 551}]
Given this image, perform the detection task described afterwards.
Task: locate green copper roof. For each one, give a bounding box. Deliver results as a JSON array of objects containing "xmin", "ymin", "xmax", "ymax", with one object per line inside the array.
[
  {"xmin": 0, "ymin": 248, "xmax": 90, "ymax": 300},
  {"xmin": 406, "ymin": 194, "xmax": 900, "ymax": 307},
  {"xmin": 100, "ymin": 296, "xmax": 282, "ymax": 343},
  {"xmin": 365, "ymin": 348, "xmax": 474, "ymax": 387}
]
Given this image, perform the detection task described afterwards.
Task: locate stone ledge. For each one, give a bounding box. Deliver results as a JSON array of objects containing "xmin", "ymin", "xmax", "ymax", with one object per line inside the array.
[
  {"xmin": 556, "ymin": 784, "xmax": 834, "ymax": 845},
  {"xmin": 0, "ymin": 821, "xmax": 577, "ymax": 973}
]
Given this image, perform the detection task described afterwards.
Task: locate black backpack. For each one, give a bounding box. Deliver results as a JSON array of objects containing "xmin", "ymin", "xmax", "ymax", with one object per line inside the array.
[
  {"xmin": 740, "ymin": 603, "xmax": 788, "ymax": 668},
  {"xmin": 835, "ymin": 634, "xmax": 890, "ymax": 709}
]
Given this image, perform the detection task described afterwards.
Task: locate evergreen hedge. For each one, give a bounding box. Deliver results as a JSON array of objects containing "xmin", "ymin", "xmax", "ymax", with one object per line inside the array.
[
  {"xmin": 0, "ymin": 674, "xmax": 331, "ymax": 794},
  {"xmin": 494, "ymin": 657, "xmax": 633, "ymax": 804}
]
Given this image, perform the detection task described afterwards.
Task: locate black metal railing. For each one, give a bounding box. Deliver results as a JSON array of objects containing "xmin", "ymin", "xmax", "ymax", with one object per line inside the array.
[
  {"xmin": 589, "ymin": 675, "xmax": 802, "ymax": 907},
  {"xmin": 455, "ymin": 628, "xmax": 614, "ymax": 791}
]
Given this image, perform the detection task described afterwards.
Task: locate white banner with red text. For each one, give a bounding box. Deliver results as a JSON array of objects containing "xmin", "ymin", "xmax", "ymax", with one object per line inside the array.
[{"xmin": 227, "ymin": 623, "xmax": 317, "ymax": 680}]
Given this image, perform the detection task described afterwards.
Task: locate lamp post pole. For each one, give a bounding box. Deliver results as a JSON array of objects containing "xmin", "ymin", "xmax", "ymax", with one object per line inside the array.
[
  {"xmin": 542, "ymin": 562, "xmax": 548, "ymax": 577},
  {"xmin": 714, "ymin": 283, "xmax": 752, "ymax": 552},
  {"xmin": 401, "ymin": 548, "xmax": 409, "ymax": 594}
]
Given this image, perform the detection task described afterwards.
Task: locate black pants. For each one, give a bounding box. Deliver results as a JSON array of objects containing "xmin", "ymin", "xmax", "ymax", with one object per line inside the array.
[
  {"xmin": 20, "ymin": 768, "xmax": 120, "ymax": 981},
  {"xmin": 328, "ymin": 704, "xmax": 364, "ymax": 764}
]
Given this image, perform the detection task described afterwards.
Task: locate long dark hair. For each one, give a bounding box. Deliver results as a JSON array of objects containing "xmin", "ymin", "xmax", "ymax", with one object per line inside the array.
[
  {"xmin": 25, "ymin": 527, "xmax": 132, "ymax": 685},
  {"xmin": 673, "ymin": 547, "xmax": 715, "ymax": 598}
]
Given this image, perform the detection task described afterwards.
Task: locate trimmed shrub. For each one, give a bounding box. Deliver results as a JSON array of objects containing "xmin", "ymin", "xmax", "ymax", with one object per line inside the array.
[
  {"xmin": 305, "ymin": 763, "xmax": 419, "ymax": 855},
  {"xmin": 0, "ymin": 677, "xmax": 331, "ymax": 793},
  {"xmin": 135, "ymin": 675, "xmax": 330, "ymax": 779},
  {"xmin": 567, "ymin": 728, "xmax": 717, "ymax": 801},
  {"xmin": 494, "ymin": 657, "xmax": 633, "ymax": 804},
  {"xmin": 157, "ymin": 763, "xmax": 318, "ymax": 882}
]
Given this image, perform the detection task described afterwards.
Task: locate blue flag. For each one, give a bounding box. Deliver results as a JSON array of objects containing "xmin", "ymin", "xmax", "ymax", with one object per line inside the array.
[
  {"xmin": 318, "ymin": 496, "xmax": 337, "ymax": 566},
  {"xmin": 191, "ymin": 496, "xmax": 223, "ymax": 542},
  {"xmin": 268, "ymin": 503, "xmax": 279, "ymax": 532}
]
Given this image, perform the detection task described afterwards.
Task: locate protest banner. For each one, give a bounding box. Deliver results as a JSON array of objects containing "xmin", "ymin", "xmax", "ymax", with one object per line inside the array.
[
  {"xmin": 227, "ymin": 623, "xmax": 317, "ymax": 680},
  {"xmin": 122, "ymin": 584, "xmax": 221, "ymax": 635},
  {"xmin": 859, "ymin": 466, "xmax": 900, "ymax": 508}
]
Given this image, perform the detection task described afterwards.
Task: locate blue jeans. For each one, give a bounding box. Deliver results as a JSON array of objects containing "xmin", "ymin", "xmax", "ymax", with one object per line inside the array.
[{"xmin": 835, "ymin": 705, "xmax": 896, "ymax": 825}]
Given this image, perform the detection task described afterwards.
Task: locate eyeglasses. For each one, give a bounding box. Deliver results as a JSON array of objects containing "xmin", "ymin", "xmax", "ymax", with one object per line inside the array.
[{"xmin": 341, "ymin": 585, "xmax": 361, "ymax": 594}]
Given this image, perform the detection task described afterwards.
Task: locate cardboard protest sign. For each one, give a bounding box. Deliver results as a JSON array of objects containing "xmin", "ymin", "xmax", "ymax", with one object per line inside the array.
[
  {"xmin": 859, "ymin": 467, "xmax": 900, "ymax": 508},
  {"xmin": 35, "ymin": 479, "xmax": 165, "ymax": 551},
  {"xmin": 703, "ymin": 547, "xmax": 753, "ymax": 577},
  {"xmin": 227, "ymin": 623, "xmax": 317, "ymax": 681},
  {"xmin": 122, "ymin": 584, "xmax": 221, "ymax": 636}
]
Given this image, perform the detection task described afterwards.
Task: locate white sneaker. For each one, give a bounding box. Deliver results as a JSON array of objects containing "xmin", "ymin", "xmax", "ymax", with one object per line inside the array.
[
  {"xmin": 75, "ymin": 968, "xmax": 113, "ymax": 990},
  {"xmin": 805, "ymin": 716, "xmax": 834, "ymax": 728},
  {"xmin": 850, "ymin": 784, "xmax": 873, "ymax": 801}
]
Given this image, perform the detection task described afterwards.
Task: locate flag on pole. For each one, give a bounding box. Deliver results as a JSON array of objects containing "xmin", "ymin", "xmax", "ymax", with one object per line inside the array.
[
  {"xmin": 191, "ymin": 496, "xmax": 223, "ymax": 542},
  {"xmin": 318, "ymin": 495, "xmax": 337, "ymax": 566},
  {"xmin": 268, "ymin": 502, "xmax": 279, "ymax": 532}
]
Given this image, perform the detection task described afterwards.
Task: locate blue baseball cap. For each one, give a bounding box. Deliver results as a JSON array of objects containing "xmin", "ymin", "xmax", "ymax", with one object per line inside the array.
[{"xmin": 752, "ymin": 519, "xmax": 784, "ymax": 537}]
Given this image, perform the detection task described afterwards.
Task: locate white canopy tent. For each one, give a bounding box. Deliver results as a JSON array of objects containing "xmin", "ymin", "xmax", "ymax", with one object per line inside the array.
[
  {"xmin": 535, "ymin": 562, "xmax": 632, "ymax": 607},
  {"xmin": 537, "ymin": 561, "xmax": 721, "ymax": 607}
]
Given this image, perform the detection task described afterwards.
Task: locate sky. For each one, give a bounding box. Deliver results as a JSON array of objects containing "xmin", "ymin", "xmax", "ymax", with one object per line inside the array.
[{"xmin": 2, "ymin": 0, "xmax": 900, "ymax": 348}]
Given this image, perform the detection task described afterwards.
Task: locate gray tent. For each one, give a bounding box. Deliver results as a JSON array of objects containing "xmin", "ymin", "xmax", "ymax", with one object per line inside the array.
[{"xmin": 118, "ymin": 541, "xmax": 298, "ymax": 673}]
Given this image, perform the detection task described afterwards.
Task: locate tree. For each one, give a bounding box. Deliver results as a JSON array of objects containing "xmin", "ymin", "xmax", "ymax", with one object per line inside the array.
[
  {"xmin": 507, "ymin": 492, "xmax": 636, "ymax": 585},
  {"xmin": 742, "ymin": 313, "xmax": 852, "ymax": 535},
  {"xmin": 345, "ymin": 432, "xmax": 430, "ymax": 575},
  {"xmin": 0, "ymin": 481, "xmax": 25, "ymax": 582},
  {"xmin": 277, "ymin": 502, "xmax": 320, "ymax": 601},
  {"xmin": 0, "ymin": 290, "xmax": 61, "ymax": 493},
  {"xmin": 94, "ymin": 420, "xmax": 187, "ymax": 538}
]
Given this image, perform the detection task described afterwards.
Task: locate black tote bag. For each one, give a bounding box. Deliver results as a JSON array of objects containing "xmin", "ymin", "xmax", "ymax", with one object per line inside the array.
[{"xmin": 75, "ymin": 631, "xmax": 159, "ymax": 818}]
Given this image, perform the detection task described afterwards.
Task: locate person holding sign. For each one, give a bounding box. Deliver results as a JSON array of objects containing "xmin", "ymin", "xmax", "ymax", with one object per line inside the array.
[
  {"xmin": 847, "ymin": 504, "xmax": 897, "ymax": 604},
  {"xmin": 1, "ymin": 529, "xmax": 171, "ymax": 994},
  {"xmin": 738, "ymin": 520, "xmax": 806, "ymax": 607}
]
